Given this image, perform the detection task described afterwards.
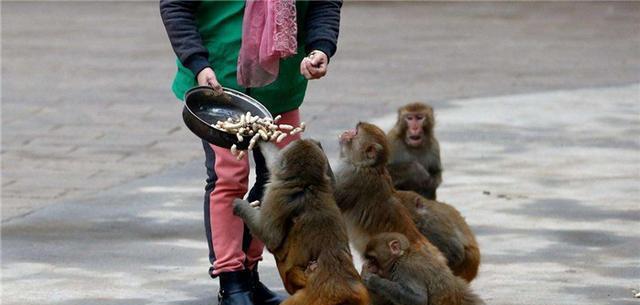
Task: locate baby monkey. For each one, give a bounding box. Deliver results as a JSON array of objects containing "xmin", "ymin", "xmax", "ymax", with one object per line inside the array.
[{"xmin": 362, "ymin": 233, "xmax": 485, "ymax": 305}]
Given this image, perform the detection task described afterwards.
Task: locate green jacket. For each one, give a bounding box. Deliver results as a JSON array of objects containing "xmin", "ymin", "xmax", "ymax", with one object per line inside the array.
[{"xmin": 168, "ymin": 1, "xmax": 313, "ymax": 115}]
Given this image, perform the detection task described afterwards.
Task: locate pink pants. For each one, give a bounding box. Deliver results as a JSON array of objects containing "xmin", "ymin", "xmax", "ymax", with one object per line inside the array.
[{"xmin": 204, "ymin": 109, "xmax": 301, "ymax": 276}]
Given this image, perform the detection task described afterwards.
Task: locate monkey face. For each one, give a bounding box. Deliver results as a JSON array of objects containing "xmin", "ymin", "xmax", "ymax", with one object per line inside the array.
[
  {"xmin": 394, "ymin": 103, "xmax": 435, "ymax": 148},
  {"xmin": 364, "ymin": 233, "xmax": 410, "ymax": 277},
  {"xmin": 364, "ymin": 249, "xmax": 397, "ymax": 278},
  {"xmin": 339, "ymin": 128, "xmax": 357, "ymax": 144},
  {"xmin": 403, "ymin": 112, "xmax": 427, "ymax": 147},
  {"xmin": 364, "ymin": 242, "xmax": 386, "ymax": 276},
  {"xmin": 338, "ymin": 124, "xmax": 359, "ymax": 161},
  {"xmin": 339, "ymin": 122, "xmax": 389, "ymax": 166},
  {"xmin": 363, "ymin": 256, "xmax": 381, "ymax": 275}
]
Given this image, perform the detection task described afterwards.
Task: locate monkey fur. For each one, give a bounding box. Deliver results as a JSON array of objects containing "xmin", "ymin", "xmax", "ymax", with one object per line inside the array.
[
  {"xmin": 233, "ymin": 139, "xmax": 369, "ymax": 305},
  {"xmin": 387, "ymin": 102, "xmax": 442, "ymax": 200},
  {"xmin": 396, "ymin": 191, "xmax": 481, "ymax": 282},
  {"xmin": 362, "ymin": 233, "xmax": 485, "ymax": 305},
  {"xmin": 334, "ymin": 122, "xmax": 446, "ymax": 263}
]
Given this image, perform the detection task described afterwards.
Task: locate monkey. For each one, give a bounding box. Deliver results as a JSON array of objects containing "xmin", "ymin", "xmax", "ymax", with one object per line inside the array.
[
  {"xmin": 334, "ymin": 122, "xmax": 446, "ymax": 264},
  {"xmin": 233, "ymin": 139, "xmax": 369, "ymax": 305},
  {"xmin": 395, "ymin": 190, "xmax": 481, "ymax": 282},
  {"xmin": 361, "ymin": 233, "xmax": 485, "ymax": 305},
  {"xmin": 387, "ymin": 102, "xmax": 442, "ymax": 200},
  {"xmin": 335, "ymin": 122, "xmax": 478, "ymax": 281}
]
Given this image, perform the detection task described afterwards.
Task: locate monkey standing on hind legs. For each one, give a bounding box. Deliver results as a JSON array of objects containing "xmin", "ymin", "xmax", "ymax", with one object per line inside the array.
[
  {"xmin": 387, "ymin": 102, "xmax": 442, "ymax": 200},
  {"xmin": 361, "ymin": 233, "xmax": 485, "ymax": 305},
  {"xmin": 233, "ymin": 140, "xmax": 369, "ymax": 305}
]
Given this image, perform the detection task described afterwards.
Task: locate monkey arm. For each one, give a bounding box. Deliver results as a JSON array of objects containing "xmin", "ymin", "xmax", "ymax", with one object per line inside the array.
[
  {"xmin": 427, "ymin": 142, "xmax": 443, "ymax": 186},
  {"xmin": 232, "ymin": 199, "xmax": 285, "ymax": 251},
  {"xmin": 326, "ymin": 160, "xmax": 337, "ymax": 190},
  {"xmin": 257, "ymin": 142, "xmax": 279, "ymax": 172},
  {"xmin": 388, "ymin": 162, "xmax": 431, "ymax": 191},
  {"xmin": 422, "ymin": 166, "xmax": 442, "ymax": 200},
  {"xmin": 284, "ymin": 266, "xmax": 308, "ymax": 293},
  {"xmin": 365, "ymin": 274, "xmax": 427, "ymax": 305},
  {"xmin": 427, "ymin": 162, "xmax": 442, "ymax": 187}
]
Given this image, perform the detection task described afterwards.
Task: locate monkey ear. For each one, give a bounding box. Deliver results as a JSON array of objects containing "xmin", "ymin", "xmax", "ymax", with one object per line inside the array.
[
  {"xmin": 365, "ymin": 143, "xmax": 382, "ymax": 160},
  {"xmin": 414, "ymin": 197, "xmax": 421, "ymax": 209},
  {"xmin": 389, "ymin": 239, "xmax": 402, "ymax": 255}
]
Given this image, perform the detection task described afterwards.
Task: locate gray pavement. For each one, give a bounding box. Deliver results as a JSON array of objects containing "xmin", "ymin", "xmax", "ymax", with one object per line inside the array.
[
  {"xmin": 3, "ymin": 1, "xmax": 639, "ymax": 220},
  {"xmin": 2, "ymin": 2, "xmax": 639, "ymax": 305}
]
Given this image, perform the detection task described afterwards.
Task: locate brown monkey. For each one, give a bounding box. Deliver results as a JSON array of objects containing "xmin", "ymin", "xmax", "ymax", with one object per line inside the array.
[
  {"xmin": 334, "ymin": 122, "xmax": 446, "ymax": 263},
  {"xmin": 361, "ymin": 233, "xmax": 485, "ymax": 305},
  {"xmin": 336, "ymin": 122, "xmax": 478, "ymax": 281},
  {"xmin": 395, "ymin": 191, "xmax": 481, "ymax": 282},
  {"xmin": 387, "ymin": 102, "xmax": 442, "ymax": 200},
  {"xmin": 233, "ymin": 139, "xmax": 369, "ymax": 305}
]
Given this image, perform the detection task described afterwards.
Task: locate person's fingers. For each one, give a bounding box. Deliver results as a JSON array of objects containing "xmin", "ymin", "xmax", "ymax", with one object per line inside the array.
[
  {"xmin": 209, "ymin": 79, "xmax": 221, "ymax": 90},
  {"xmin": 197, "ymin": 67, "xmax": 215, "ymax": 86},
  {"xmin": 310, "ymin": 70, "xmax": 326, "ymax": 79},
  {"xmin": 309, "ymin": 56, "xmax": 325, "ymax": 68},
  {"xmin": 300, "ymin": 60, "xmax": 313, "ymax": 79},
  {"xmin": 301, "ymin": 66, "xmax": 312, "ymax": 79},
  {"xmin": 300, "ymin": 59, "xmax": 308, "ymax": 76},
  {"xmin": 211, "ymin": 85, "xmax": 223, "ymax": 95},
  {"xmin": 307, "ymin": 59, "xmax": 326, "ymax": 73},
  {"xmin": 305, "ymin": 60, "xmax": 327, "ymax": 79},
  {"xmin": 207, "ymin": 78, "xmax": 223, "ymax": 95},
  {"xmin": 312, "ymin": 66, "xmax": 327, "ymax": 78},
  {"xmin": 197, "ymin": 76, "xmax": 209, "ymax": 87},
  {"xmin": 308, "ymin": 51, "xmax": 328, "ymax": 69},
  {"xmin": 304, "ymin": 59, "xmax": 315, "ymax": 71}
]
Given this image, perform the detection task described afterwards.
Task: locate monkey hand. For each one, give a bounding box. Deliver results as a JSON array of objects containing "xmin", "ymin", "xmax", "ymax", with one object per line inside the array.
[
  {"xmin": 361, "ymin": 271, "xmax": 380, "ymax": 287},
  {"xmin": 232, "ymin": 198, "xmax": 250, "ymax": 216},
  {"xmin": 304, "ymin": 260, "xmax": 318, "ymax": 277},
  {"xmin": 361, "ymin": 263, "xmax": 377, "ymax": 283}
]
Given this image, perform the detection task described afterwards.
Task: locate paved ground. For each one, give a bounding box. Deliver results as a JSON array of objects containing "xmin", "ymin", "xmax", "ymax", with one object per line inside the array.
[
  {"xmin": 3, "ymin": 1, "xmax": 639, "ymax": 220},
  {"xmin": 372, "ymin": 84, "xmax": 640, "ymax": 305},
  {"xmin": 2, "ymin": 2, "xmax": 639, "ymax": 305}
]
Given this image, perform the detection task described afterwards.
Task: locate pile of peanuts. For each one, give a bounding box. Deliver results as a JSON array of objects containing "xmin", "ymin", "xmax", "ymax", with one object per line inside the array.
[{"xmin": 212, "ymin": 111, "xmax": 305, "ymax": 160}]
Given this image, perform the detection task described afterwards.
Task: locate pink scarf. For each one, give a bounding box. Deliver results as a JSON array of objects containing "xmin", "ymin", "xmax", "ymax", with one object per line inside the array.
[{"xmin": 237, "ymin": 0, "xmax": 298, "ymax": 88}]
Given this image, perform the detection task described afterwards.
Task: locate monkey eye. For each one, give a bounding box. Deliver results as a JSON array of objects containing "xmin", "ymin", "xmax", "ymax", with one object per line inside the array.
[
  {"xmin": 364, "ymin": 254, "xmax": 377, "ymax": 263},
  {"xmin": 415, "ymin": 115, "xmax": 424, "ymax": 120}
]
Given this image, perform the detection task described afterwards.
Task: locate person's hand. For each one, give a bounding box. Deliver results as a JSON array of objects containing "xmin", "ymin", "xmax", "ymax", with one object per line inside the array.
[
  {"xmin": 300, "ymin": 50, "xmax": 328, "ymax": 80},
  {"xmin": 197, "ymin": 67, "xmax": 224, "ymax": 95}
]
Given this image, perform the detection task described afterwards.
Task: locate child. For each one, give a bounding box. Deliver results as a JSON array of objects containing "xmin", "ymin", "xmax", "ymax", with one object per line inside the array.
[{"xmin": 160, "ymin": 1, "xmax": 342, "ymax": 304}]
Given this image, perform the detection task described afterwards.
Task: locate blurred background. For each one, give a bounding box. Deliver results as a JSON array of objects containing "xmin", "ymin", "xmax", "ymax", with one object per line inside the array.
[{"xmin": 2, "ymin": 2, "xmax": 639, "ymax": 305}]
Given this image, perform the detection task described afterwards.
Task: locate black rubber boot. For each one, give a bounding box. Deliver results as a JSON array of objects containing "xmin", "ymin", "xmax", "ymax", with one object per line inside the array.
[
  {"xmin": 251, "ymin": 268, "xmax": 286, "ymax": 305},
  {"xmin": 218, "ymin": 271, "xmax": 254, "ymax": 305}
]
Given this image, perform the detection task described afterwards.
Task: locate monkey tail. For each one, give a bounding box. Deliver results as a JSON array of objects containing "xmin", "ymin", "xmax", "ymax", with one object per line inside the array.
[{"xmin": 458, "ymin": 242, "xmax": 481, "ymax": 282}]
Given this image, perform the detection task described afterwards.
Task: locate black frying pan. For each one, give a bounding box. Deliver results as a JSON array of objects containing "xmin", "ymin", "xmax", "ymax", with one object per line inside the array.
[{"xmin": 182, "ymin": 86, "xmax": 272, "ymax": 149}]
